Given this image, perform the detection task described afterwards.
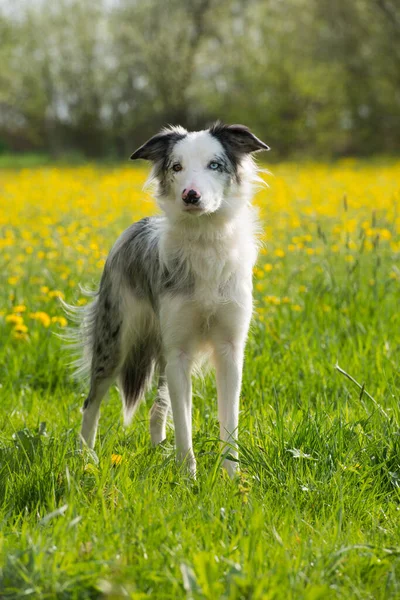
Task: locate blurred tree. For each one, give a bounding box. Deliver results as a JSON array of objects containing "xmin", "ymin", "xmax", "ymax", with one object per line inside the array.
[{"xmin": 0, "ymin": 0, "xmax": 398, "ymax": 158}]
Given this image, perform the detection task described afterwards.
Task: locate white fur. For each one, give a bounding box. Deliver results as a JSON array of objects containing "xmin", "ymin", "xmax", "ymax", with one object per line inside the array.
[{"xmin": 155, "ymin": 132, "xmax": 259, "ymax": 476}]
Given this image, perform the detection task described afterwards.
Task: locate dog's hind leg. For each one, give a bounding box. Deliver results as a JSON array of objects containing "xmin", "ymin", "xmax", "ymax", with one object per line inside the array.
[
  {"xmin": 149, "ymin": 364, "xmax": 170, "ymax": 446},
  {"xmin": 81, "ymin": 376, "xmax": 116, "ymax": 449},
  {"xmin": 80, "ymin": 295, "xmax": 124, "ymax": 449}
]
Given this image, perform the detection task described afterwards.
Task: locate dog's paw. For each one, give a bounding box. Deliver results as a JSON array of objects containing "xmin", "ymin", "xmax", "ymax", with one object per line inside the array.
[
  {"xmin": 177, "ymin": 449, "xmax": 197, "ymax": 479},
  {"xmin": 223, "ymin": 457, "xmax": 239, "ymax": 479}
]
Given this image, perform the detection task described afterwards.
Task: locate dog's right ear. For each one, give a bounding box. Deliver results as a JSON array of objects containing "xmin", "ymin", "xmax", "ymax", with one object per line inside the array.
[{"xmin": 130, "ymin": 128, "xmax": 186, "ymax": 162}]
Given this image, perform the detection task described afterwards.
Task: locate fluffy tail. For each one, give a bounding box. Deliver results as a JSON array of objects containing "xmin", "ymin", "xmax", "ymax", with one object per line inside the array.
[
  {"xmin": 60, "ymin": 287, "xmax": 99, "ymax": 382},
  {"xmin": 62, "ymin": 286, "xmax": 160, "ymax": 426}
]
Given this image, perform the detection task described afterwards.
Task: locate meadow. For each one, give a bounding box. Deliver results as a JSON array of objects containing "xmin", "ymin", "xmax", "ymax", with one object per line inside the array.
[{"xmin": 0, "ymin": 160, "xmax": 400, "ymax": 599}]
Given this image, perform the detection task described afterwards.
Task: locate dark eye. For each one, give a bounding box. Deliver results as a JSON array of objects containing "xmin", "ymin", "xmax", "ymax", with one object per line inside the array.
[
  {"xmin": 208, "ymin": 161, "xmax": 221, "ymax": 171},
  {"xmin": 172, "ymin": 163, "xmax": 182, "ymax": 172}
]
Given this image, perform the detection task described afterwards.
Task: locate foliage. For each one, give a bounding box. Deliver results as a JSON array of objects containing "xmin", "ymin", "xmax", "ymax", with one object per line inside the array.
[
  {"xmin": 0, "ymin": 0, "xmax": 399, "ymax": 158},
  {"xmin": 0, "ymin": 161, "xmax": 400, "ymax": 597}
]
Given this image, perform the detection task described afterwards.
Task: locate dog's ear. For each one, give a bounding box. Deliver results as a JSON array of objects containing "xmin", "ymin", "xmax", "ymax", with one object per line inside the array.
[
  {"xmin": 209, "ymin": 122, "xmax": 270, "ymax": 154},
  {"xmin": 130, "ymin": 129, "xmax": 186, "ymax": 162}
]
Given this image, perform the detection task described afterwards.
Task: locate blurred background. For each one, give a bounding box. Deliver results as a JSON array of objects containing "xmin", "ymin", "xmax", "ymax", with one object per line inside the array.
[{"xmin": 0, "ymin": 0, "xmax": 399, "ymax": 160}]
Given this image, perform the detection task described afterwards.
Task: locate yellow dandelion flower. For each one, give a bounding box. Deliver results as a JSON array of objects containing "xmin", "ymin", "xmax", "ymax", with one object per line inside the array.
[
  {"xmin": 8, "ymin": 276, "xmax": 19, "ymax": 285},
  {"xmin": 51, "ymin": 316, "xmax": 68, "ymax": 327},
  {"xmin": 264, "ymin": 295, "xmax": 281, "ymax": 305},
  {"xmin": 274, "ymin": 249, "xmax": 285, "ymax": 258},
  {"xmin": 111, "ymin": 454, "xmax": 123, "ymax": 466},
  {"xmin": 263, "ymin": 263, "xmax": 273, "ymax": 272},
  {"xmin": 291, "ymin": 304, "xmax": 303, "ymax": 312},
  {"xmin": 6, "ymin": 314, "xmax": 24, "ymax": 325},
  {"xmin": 13, "ymin": 305, "xmax": 27, "ymax": 313},
  {"xmin": 48, "ymin": 290, "xmax": 65, "ymax": 299},
  {"xmin": 380, "ymin": 229, "xmax": 391, "ymax": 241},
  {"xmin": 253, "ymin": 268, "xmax": 264, "ymax": 279},
  {"xmin": 29, "ymin": 312, "xmax": 51, "ymax": 327}
]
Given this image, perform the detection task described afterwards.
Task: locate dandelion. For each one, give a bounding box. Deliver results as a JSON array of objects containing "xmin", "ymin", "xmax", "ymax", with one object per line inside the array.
[
  {"xmin": 48, "ymin": 290, "xmax": 65, "ymax": 299},
  {"xmin": 264, "ymin": 295, "xmax": 281, "ymax": 305},
  {"xmin": 111, "ymin": 454, "xmax": 123, "ymax": 466},
  {"xmin": 6, "ymin": 314, "xmax": 24, "ymax": 325},
  {"xmin": 29, "ymin": 312, "xmax": 51, "ymax": 327},
  {"xmin": 13, "ymin": 305, "xmax": 27, "ymax": 313},
  {"xmin": 51, "ymin": 316, "xmax": 68, "ymax": 327},
  {"xmin": 291, "ymin": 304, "xmax": 303, "ymax": 312}
]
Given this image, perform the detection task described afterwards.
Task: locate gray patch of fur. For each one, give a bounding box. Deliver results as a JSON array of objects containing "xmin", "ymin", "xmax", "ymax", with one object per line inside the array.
[
  {"xmin": 108, "ymin": 216, "xmax": 194, "ymax": 310},
  {"xmin": 117, "ymin": 337, "xmax": 160, "ymax": 423},
  {"xmin": 65, "ymin": 215, "xmax": 193, "ymax": 420}
]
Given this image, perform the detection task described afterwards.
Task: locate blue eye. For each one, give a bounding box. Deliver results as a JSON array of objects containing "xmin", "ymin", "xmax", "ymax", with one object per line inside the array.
[{"xmin": 209, "ymin": 161, "xmax": 220, "ymax": 171}]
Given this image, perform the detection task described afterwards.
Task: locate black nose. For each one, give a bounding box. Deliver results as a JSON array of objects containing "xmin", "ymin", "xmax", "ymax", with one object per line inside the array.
[{"xmin": 184, "ymin": 189, "xmax": 201, "ymax": 205}]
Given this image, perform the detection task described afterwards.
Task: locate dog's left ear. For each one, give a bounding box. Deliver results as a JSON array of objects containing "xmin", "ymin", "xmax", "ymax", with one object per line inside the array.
[
  {"xmin": 210, "ymin": 122, "xmax": 270, "ymax": 154},
  {"xmin": 130, "ymin": 129, "xmax": 186, "ymax": 162}
]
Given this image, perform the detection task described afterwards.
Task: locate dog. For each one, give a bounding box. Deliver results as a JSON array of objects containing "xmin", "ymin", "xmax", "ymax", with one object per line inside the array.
[{"xmin": 66, "ymin": 122, "xmax": 269, "ymax": 477}]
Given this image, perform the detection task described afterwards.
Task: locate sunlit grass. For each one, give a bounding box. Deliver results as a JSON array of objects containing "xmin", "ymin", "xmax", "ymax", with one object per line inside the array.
[{"xmin": 0, "ymin": 161, "xmax": 400, "ymax": 598}]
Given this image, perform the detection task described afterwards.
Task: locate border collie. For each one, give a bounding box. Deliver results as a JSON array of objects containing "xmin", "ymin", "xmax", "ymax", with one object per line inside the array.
[{"xmin": 66, "ymin": 122, "xmax": 269, "ymax": 477}]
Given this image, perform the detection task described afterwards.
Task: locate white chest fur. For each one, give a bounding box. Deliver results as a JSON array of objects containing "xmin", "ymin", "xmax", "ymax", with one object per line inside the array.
[{"xmin": 161, "ymin": 209, "xmax": 257, "ymax": 315}]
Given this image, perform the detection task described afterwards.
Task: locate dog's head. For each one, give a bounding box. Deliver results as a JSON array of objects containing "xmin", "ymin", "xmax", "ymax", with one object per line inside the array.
[{"xmin": 130, "ymin": 122, "xmax": 269, "ymax": 220}]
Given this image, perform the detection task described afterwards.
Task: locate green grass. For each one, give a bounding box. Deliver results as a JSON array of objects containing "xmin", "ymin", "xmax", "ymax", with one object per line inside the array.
[{"xmin": 1, "ymin": 173, "xmax": 400, "ymax": 598}]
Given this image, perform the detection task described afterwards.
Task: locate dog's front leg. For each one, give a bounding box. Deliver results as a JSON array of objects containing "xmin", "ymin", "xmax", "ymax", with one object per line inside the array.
[
  {"xmin": 161, "ymin": 296, "xmax": 196, "ymax": 477},
  {"xmin": 214, "ymin": 341, "xmax": 244, "ymax": 478},
  {"xmin": 165, "ymin": 349, "xmax": 196, "ymax": 476}
]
